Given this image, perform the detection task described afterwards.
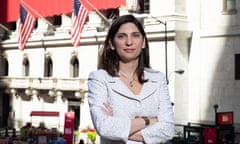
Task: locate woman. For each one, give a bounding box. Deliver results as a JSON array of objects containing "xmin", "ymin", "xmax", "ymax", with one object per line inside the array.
[{"xmin": 87, "ymin": 14, "xmax": 174, "ymax": 144}]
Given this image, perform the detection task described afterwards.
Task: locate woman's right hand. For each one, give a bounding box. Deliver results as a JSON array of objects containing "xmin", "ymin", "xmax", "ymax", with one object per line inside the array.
[{"xmin": 101, "ymin": 102, "xmax": 113, "ymax": 116}]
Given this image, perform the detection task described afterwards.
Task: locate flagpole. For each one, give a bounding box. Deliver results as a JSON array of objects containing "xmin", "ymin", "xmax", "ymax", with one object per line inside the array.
[
  {"xmin": 0, "ymin": 24, "xmax": 11, "ymax": 33},
  {"xmin": 85, "ymin": 0, "xmax": 110, "ymax": 25},
  {"xmin": 20, "ymin": 0, "xmax": 55, "ymax": 28}
]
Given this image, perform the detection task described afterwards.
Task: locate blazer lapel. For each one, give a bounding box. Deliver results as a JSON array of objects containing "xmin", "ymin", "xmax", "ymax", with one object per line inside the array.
[
  {"xmin": 139, "ymin": 79, "xmax": 159, "ymax": 100},
  {"xmin": 109, "ymin": 76, "xmax": 141, "ymax": 100},
  {"xmin": 108, "ymin": 76, "xmax": 159, "ymax": 100}
]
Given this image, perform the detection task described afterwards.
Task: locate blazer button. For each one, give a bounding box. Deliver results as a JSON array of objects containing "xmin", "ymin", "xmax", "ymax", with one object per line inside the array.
[{"xmin": 136, "ymin": 101, "xmax": 141, "ymax": 107}]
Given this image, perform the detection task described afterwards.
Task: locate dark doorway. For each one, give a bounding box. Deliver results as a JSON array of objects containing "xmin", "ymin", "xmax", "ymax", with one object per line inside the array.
[
  {"xmin": 68, "ymin": 101, "xmax": 80, "ymax": 130},
  {"xmin": 0, "ymin": 92, "xmax": 10, "ymax": 128}
]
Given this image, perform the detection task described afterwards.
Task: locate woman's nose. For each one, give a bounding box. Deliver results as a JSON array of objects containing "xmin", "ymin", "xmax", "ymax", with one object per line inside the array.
[{"xmin": 126, "ymin": 36, "xmax": 133, "ymax": 46}]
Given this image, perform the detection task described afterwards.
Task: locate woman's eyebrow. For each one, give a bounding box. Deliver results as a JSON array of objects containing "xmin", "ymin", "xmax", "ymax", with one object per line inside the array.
[{"xmin": 117, "ymin": 31, "xmax": 140, "ymax": 35}]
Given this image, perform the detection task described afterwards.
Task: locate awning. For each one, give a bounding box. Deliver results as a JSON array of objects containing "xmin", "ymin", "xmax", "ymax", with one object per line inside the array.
[
  {"xmin": 30, "ymin": 111, "xmax": 60, "ymax": 117},
  {"xmin": 21, "ymin": 0, "xmax": 72, "ymax": 18},
  {"xmin": 0, "ymin": 0, "xmax": 126, "ymax": 23},
  {"xmin": 81, "ymin": 0, "xmax": 126, "ymax": 11},
  {"xmin": 30, "ymin": 111, "xmax": 60, "ymax": 129},
  {"xmin": 0, "ymin": 0, "xmax": 19, "ymax": 23}
]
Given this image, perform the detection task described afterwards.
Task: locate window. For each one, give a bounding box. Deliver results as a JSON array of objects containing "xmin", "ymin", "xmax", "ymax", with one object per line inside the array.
[
  {"xmin": 53, "ymin": 15, "xmax": 62, "ymax": 26},
  {"xmin": 100, "ymin": 8, "xmax": 119, "ymax": 20},
  {"xmin": 70, "ymin": 57, "xmax": 79, "ymax": 77},
  {"xmin": 223, "ymin": 0, "xmax": 237, "ymax": 14},
  {"xmin": 235, "ymin": 54, "xmax": 240, "ymax": 80},
  {"xmin": 3, "ymin": 57, "xmax": 8, "ymax": 76},
  {"xmin": 0, "ymin": 22, "xmax": 16, "ymax": 40},
  {"xmin": 127, "ymin": 0, "xmax": 149, "ymax": 14},
  {"xmin": 44, "ymin": 57, "xmax": 53, "ymax": 77},
  {"xmin": 140, "ymin": 0, "xmax": 149, "ymax": 14},
  {"xmin": 22, "ymin": 58, "xmax": 30, "ymax": 76},
  {"xmin": 46, "ymin": 15, "xmax": 62, "ymax": 26}
]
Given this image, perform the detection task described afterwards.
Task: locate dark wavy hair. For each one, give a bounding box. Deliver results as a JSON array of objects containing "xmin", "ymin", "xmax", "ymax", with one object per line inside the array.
[{"xmin": 98, "ymin": 14, "xmax": 150, "ymax": 84}]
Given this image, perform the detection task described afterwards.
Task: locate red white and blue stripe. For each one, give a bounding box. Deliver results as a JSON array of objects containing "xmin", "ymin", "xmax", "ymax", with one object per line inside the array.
[
  {"xmin": 18, "ymin": 3, "xmax": 36, "ymax": 51},
  {"xmin": 71, "ymin": 0, "xmax": 89, "ymax": 47}
]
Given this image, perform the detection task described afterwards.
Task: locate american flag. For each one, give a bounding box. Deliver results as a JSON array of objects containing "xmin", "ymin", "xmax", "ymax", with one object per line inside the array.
[
  {"xmin": 71, "ymin": 0, "xmax": 89, "ymax": 47},
  {"xmin": 17, "ymin": 3, "xmax": 36, "ymax": 51}
]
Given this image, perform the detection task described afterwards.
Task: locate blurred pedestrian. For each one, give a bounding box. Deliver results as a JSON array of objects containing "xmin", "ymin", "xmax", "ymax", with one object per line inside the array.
[{"xmin": 55, "ymin": 133, "xmax": 66, "ymax": 144}]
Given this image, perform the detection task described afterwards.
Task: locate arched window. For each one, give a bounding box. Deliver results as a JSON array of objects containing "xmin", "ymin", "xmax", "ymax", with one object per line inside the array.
[
  {"xmin": 3, "ymin": 57, "xmax": 9, "ymax": 76},
  {"xmin": 22, "ymin": 58, "xmax": 30, "ymax": 76},
  {"xmin": 70, "ymin": 57, "xmax": 79, "ymax": 77},
  {"xmin": 44, "ymin": 57, "xmax": 53, "ymax": 77}
]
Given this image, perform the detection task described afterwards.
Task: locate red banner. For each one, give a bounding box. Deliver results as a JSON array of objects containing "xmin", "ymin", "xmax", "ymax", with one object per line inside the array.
[
  {"xmin": 0, "ymin": 0, "xmax": 19, "ymax": 22},
  {"xmin": 81, "ymin": 0, "xmax": 126, "ymax": 11},
  {"xmin": 30, "ymin": 111, "xmax": 59, "ymax": 117},
  {"xmin": 0, "ymin": 0, "xmax": 126, "ymax": 23},
  {"xmin": 64, "ymin": 112, "xmax": 75, "ymax": 144},
  {"xmin": 21, "ymin": 0, "xmax": 72, "ymax": 18}
]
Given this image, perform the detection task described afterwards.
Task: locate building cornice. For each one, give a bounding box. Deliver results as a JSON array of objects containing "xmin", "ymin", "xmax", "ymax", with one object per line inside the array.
[{"xmin": 1, "ymin": 30, "xmax": 177, "ymax": 49}]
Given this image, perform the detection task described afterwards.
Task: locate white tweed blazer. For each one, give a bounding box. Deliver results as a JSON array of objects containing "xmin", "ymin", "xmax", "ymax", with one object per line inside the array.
[{"xmin": 87, "ymin": 68, "xmax": 174, "ymax": 144}]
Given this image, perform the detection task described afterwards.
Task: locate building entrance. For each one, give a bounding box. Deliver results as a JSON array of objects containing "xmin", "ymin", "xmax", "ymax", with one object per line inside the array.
[
  {"xmin": 68, "ymin": 101, "xmax": 80, "ymax": 130},
  {"xmin": 0, "ymin": 92, "xmax": 10, "ymax": 128}
]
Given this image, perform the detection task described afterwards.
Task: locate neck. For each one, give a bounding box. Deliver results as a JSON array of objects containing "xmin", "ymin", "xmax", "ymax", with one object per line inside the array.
[
  {"xmin": 119, "ymin": 61, "xmax": 138, "ymax": 75},
  {"xmin": 119, "ymin": 70, "xmax": 135, "ymax": 79},
  {"xmin": 118, "ymin": 70, "xmax": 136, "ymax": 87}
]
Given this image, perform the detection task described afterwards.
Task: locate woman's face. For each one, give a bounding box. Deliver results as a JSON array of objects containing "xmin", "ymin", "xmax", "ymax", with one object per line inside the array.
[{"xmin": 110, "ymin": 22, "xmax": 145, "ymax": 63}]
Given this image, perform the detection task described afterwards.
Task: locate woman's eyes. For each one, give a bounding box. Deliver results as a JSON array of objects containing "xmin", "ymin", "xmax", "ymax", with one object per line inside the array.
[
  {"xmin": 133, "ymin": 33, "xmax": 140, "ymax": 37},
  {"xmin": 117, "ymin": 34, "xmax": 124, "ymax": 39},
  {"xmin": 117, "ymin": 33, "xmax": 140, "ymax": 39}
]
